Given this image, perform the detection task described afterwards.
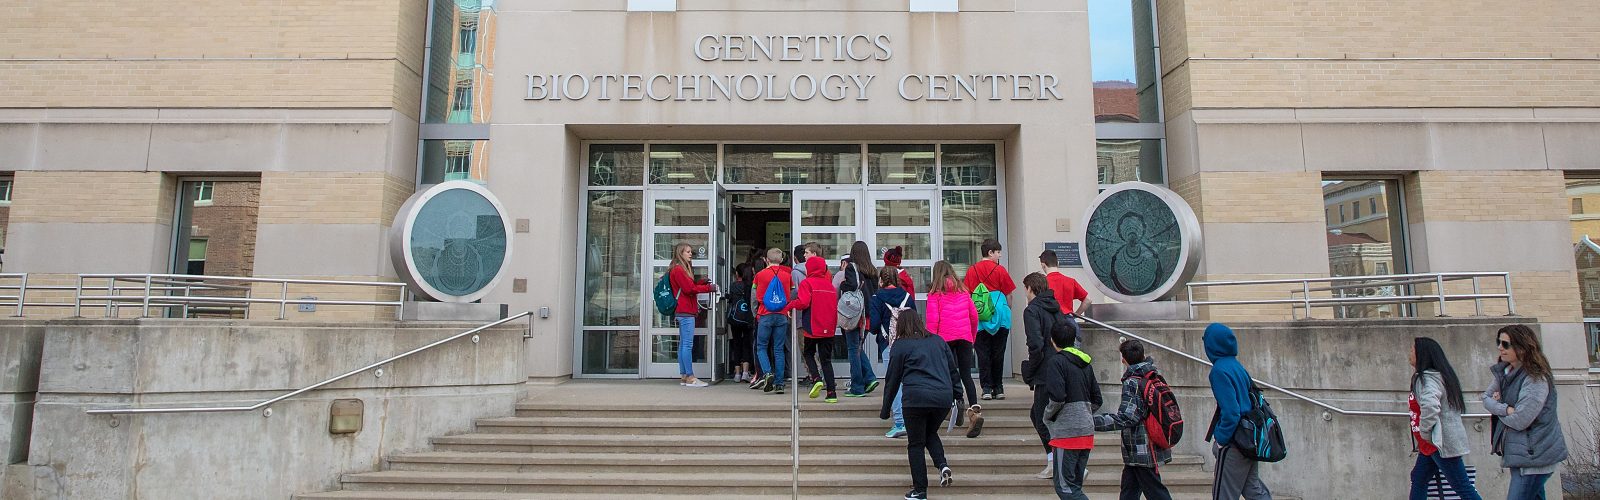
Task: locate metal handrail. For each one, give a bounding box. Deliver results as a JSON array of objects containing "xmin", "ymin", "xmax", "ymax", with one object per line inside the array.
[
  {"xmin": 84, "ymin": 311, "xmax": 532, "ymax": 416},
  {"xmin": 1185, "ymin": 272, "xmax": 1515, "ymax": 320},
  {"xmin": 76, "ymin": 273, "xmax": 408, "ymax": 320},
  {"xmin": 1077, "ymin": 315, "xmax": 1491, "ymax": 418}
]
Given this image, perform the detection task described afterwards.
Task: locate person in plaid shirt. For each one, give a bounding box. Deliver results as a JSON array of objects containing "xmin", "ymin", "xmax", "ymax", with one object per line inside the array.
[{"xmin": 1093, "ymin": 340, "xmax": 1173, "ymax": 500}]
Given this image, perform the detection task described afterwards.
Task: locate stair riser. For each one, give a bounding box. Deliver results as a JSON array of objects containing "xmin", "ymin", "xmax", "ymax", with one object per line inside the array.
[
  {"xmin": 513, "ymin": 406, "xmax": 1031, "ymax": 419},
  {"xmin": 473, "ymin": 424, "xmax": 1037, "ymax": 436},
  {"xmin": 430, "ymin": 442, "xmax": 1120, "ymax": 454},
  {"xmin": 385, "ymin": 462, "xmax": 1075, "ymax": 475},
  {"xmin": 340, "ymin": 483, "xmax": 1212, "ymax": 495}
]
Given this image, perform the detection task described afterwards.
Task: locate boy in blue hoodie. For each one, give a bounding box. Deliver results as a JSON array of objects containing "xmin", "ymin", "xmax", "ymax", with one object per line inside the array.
[{"xmin": 1203, "ymin": 323, "xmax": 1272, "ymax": 500}]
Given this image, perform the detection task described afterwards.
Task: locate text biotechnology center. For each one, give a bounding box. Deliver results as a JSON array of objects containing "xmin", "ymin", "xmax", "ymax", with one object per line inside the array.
[{"xmin": 0, "ymin": 0, "xmax": 1596, "ymax": 499}]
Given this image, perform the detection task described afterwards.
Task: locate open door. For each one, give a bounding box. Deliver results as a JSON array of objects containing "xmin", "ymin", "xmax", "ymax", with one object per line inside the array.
[
  {"xmin": 642, "ymin": 189, "xmax": 719, "ymax": 379},
  {"xmin": 792, "ymin": 190, "xmax": 863, "ymax": 376}
]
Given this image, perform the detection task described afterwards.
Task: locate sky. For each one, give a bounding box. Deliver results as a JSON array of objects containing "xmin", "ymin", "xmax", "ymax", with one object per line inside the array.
[{"xmin": 1088, "ymin": 0, "xmax": 1138, "ymax": 83}]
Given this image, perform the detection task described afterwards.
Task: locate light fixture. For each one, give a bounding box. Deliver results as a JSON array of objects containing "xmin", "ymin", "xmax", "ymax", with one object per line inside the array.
[
  {"xmin": 650, "ymin": 151, "xmax": 683, "ymax": 159},
  {"xmin": 887, "ymin": 173, "xmax": 919, "ymax": 179},
  {"xmin": 903, "ymin": 152, "xmax": 936, "ymax": 160},
  {"xmin": 772, "ymin": 152, "xmax": 813, "ymax": 160},
  {"xmin": 665, "ymin": 172, "xmax": 694, "ymax": 179}
]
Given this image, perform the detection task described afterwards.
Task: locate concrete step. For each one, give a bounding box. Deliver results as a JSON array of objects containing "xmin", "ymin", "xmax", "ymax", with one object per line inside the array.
[
  {"xmin": 297, "ymin": 491, "xmax": 1234, "ymax": 500},
  {"xmin": 430, "ymin": 432, "xmax": 1128, "ymax": 454},
  {"xmin": 336, "ymin": 470, "xmax": 1216, "ymax": 495},
  {"xmin": 512, "ymin": 398, "xmax": 1035, "ymax": 418},
  {"xmin": 474, "ymin": 415, "xmax": 1040, "ymax": 436},
  {"xmin": 384, "ymin": 450, "xmax": 1205, "ymax": 475}
]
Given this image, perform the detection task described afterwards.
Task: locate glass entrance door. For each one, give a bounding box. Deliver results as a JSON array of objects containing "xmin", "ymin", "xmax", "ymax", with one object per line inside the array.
[
  {"xmin": 792, "ymin": 190, "xmax": 862, "ymax": 376},
  {"xmin": 866, "ymin": 189, "xmax": 939, "ymax": 370},
  {"xmin": 643, "ymin": 189, "xmax": 719, "ymax": 379}
]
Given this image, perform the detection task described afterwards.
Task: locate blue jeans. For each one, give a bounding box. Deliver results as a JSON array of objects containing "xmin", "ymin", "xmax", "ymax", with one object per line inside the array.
[
  {"xmin": 756, "ymin": 314, "xmax": 789, "ymax": 385},
  {"xmin": 1507, "ymin": 468, "xmax": 1550, "ymax": 500},
  {"xmin": 1408, "ymin": 453, "xmax": 1481, "ymax": 500},
  {"xmin": 675, "ymin": 314, "xmax": 696, "ymax": 377},
  {"xmin": 844, "ymin": 328, "xmax": 876, "ymax": 394}
]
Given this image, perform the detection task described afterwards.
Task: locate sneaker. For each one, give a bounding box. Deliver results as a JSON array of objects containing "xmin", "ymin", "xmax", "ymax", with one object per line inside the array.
[
  {"xmin": 1035, "ymin": 463, "xmax": 1054, "ymax": 479},
  {"xmin": 886, "ymin": 424, "xmax": 907, "ymax": 438},
  {"xmin": 809, "ymin": 381, "xmax": 824, "ymax": 399},
  {"xmin": 939, "ymin": 467, "xmax": 953, "ymax": 487},
  {"xmin": 965, "ymin": 405, "xmax": 984, "ymax": 438},
  {"xmin": 980, "ymin": 393, "xmax": 993, "ymax": 400},
  {"xmin": 825, "ymin": 392, "xmax": 838, "ymax": 403},
  {"xmin": 843, "ymin": 392, "xmax": 868, "ymax": 398},
  {"xmin": 994, "ymin": 393, "xmax": 1006, "ymax": 400},
  {"xmin": 682, "ymin": 379, "xmax": 709, "ymax": 387},
  {"xmin": 759, "ymin": 374, "xmax": 775, "ymax": 392},
  {"xmin": 904, "ymin": 489, "xmax": 927, "ymax": 500},
  {"xmin": 774, "ymin": 385, "xmax": 786, "ymax": 394},
  {"xmin": 865, "ymin": 380, "xmax": 880, "ymax": 394}
]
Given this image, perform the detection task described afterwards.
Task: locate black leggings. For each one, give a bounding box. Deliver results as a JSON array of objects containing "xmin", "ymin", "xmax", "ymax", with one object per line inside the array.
[
  {"xmin": 947, "ymin": 339, "xmax": 979, "ymax": 406},
  {"xmin": 1031, "ymin": 384, "xmax": 1051, "ymax": 452},
  {"xmin": 729, "ymin": 323, "xmax": 753, "ymax": 371},
  {"xmin": 904, "ymin": 406, "xmax": 951, "ymax": 492},
  {"xmin": 803, "ymin": 337, "xmax": 837, "ymax": 392}
]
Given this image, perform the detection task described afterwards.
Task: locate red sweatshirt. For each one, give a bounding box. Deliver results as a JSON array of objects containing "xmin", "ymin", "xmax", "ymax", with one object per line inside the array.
[
  {"xmin": 668, "ymin": 265, "xmax": 714, "ymax": 315},
  {"xmin": 898, "ymin": 269, "xmax": 917, "ymax": 299},
  {"xmin": 751, "ymin": 264, "xmax": 796, "ymax": 317},
  {"xmin": 790, "ymin": 256, "xmax": 839, "ymax": 338},
  {"xmin": 963, "ymin": 259, "xmax": 1016, "ymax": 296}
]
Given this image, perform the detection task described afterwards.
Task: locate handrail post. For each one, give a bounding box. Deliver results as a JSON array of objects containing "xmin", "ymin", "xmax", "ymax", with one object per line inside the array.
[
  {"xmin": 183, "ymin": 284, "xmax": 193, "ymax": 319},
  {"xmin": 1504, "ymin": 273, "xmax": 1517, "ymax": 316},
  {"xmin": 244, "ymin": 285, "xmax": 253, "ymax": 319},
  {"xmin": 789, "ymin": 312, "xmax": 800, "ymax": 500},
  {"xmin": 1301, "ymin": 281, "xmax": 1312, "ymax": 320},
  {"xmin": 1471, "ymin": 276, "xmax": 1483, "ymax": 317},
  {"xmin": 73, "ymin": 275, "xmax": 83, "ymax": 317},
  {"xmin": 396, "ymin": 285, "xmax": 407, "ymax": 321},
  {"xmin": 278, "ymin": 282, "xmax": 289, "ymax": 320},
  {"xmin": 1186, "ymin": 285, "xmax": 1195, "ymax": 320},
  {"xmin": 107, "ymin": 278, "xmax": 117, "ymax": 318},
  {"xmin": 141, "ymin": 275, "xmax": 153, "ymax": 318},
  {"xmin": 14, "ymin": 274, "xmax": 27, "ymax": 317},
  {"xmin": 1434, "ymin": 274, "xmax": 1447, "ymax": 317}
]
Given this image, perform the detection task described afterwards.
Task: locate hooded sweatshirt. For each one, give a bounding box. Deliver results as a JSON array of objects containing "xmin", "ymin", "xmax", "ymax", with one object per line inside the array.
[
  {"xmin": 868, "ymin": 285, "xmax": 915, "ymax": 339},
  {"xmin": 1021, "ymin": 290, "xmax": 1075, "ymax": 385},
  {"xmin": 880, "ymin": 335, "xmax": 963, "ymax": 416},
  {"xmin": 790, "ymin": 256, "xmax": 838, "ymax": 339},
  {"xmin": 1205, "ymin": 323, "xmax": 1253, "ymax": 446},
  {"xmin": 925, "ymin": 279, "xmax": 978, "ymax": 344},
  {"xmin": 1042, "ymin": 346, "xmax": 1102, "ymax": 449}
]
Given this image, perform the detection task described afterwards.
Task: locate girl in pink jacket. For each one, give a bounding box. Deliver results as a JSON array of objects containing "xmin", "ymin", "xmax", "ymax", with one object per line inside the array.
[{"xmin": 925, "ymin": 260, "xmax": 985, "ymax": 438}]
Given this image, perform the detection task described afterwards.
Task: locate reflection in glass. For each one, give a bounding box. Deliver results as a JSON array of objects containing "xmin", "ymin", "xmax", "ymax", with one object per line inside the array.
[
  {"xmin": 655, "ymin": 199, "xmax": 710, "ymax": 227},
  {"xmin": 652, "ymin": 334, "xmax": 708, "ymax": 364},
  {"xmin": 1323, "ymin": 179, "xmax": 1407, "ymax": 318},
  {"xmin": 942, "ymin": 144, "xmax": 997, "ymax": 186},
  {"xmin": 868, "ymin": 145, "xmax": 937, "ymax": 184},
  {"xmin": 801, "ymin": 199, "xmax": 856, "ymax": 227},
  {"xmin": 800, "ymin": 233, "xmax": 857, "ymax": 260},
  {"xmin": 652, "ymin": 265, "xmax": 708, "ymax": 328},
  {"xmin": 876, "ymin": 199, "xmax": 933, "ymax": 227},
  {"xmin": 653, "ymin": 233, "xmax": 709, "ymax": 260},
  {"xmin": 942, "ymin": 190, "xmax": 999, "ymax": 276},
  {"xmin": 425, "ymin": 0, "xmax": 496, "ymax": 124},
  {"xmin": 589, "ymin": 144, "xmax": 644, "ymax": 186},
  {"xmin": 1088, "ymin": 0, "xmax": 1159, "ymax": 124},
  {"xmin": 876, "ymin": 233, "xmax": 933, "ymax": 261},
  {"xmin": 725, "ymin": 144, "xmax": 861, "ymax": 184},
  {"xmin": 409, "ymin": 188, "xmax": 508, "ymax": 297},
  {"xmin": 421, "ymin": 139, "xmax": 491, "ymax": 184},
  {"xmin": 1097, "ymin": 139, "xmax": 1164, "ymax": 186},
  {"xmin": 582, "ymin": 330, "xmax": 639, "ymax": 375},
  {"xmin": 1566, "ymin": 177, "xmax": 1600, "ymax": 365},
  {"xmin": 649, "ymin": 144, "xmax": 717, "ymax": 184},
  {"xmin": 583, "ymin": 191, "xmax": 642, "ymax": 327}
]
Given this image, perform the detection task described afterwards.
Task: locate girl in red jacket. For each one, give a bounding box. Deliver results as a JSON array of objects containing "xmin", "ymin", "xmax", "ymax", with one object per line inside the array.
[
  {"xmin": 926, "ymin": 260, "xmax": 984, "ymax": 437},
  {"xmin": 669, "ymin": 242, "xmax": 716, "ymax": 387},
  {"xmin": 791, "ymin": 255, "xmax": 840, "ymax": 402}
]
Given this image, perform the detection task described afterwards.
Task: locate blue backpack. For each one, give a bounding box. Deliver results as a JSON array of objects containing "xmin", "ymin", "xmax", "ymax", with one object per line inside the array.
[
  {"xmin": 761, "ymin": 269, "xmax": 789, "ymax": 312},
  {"xmin": 653, "ymin": 273, "xmax": 677, "ymax": 316}
]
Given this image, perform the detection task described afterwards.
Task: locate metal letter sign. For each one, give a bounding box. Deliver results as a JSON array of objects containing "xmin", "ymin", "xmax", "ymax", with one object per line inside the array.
[
  {"xmin": 389, "ymin": 181, "xmax": 514, "ymax": 303},
  {"xmin": 1079, "ymin": 182, "xmax": 1202, "ymax": 302}
]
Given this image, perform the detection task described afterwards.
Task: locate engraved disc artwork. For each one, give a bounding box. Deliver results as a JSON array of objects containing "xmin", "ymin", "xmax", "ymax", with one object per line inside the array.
[
  {"xmin": 390, "ymin": 181, "xmax": 513, "ymax": 303},
  {"xmin": 1080, "ymin": 182, "xmax": 1201, "ymax": 302}
]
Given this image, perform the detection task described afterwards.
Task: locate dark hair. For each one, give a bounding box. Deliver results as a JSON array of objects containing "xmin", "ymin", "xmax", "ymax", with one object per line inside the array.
[
  {"xmin": 980, "ymin": 238, "xmax": 1002, "ymax": 256},
  {"xmin": 896, "ymin": 309, "xmax": 930, "ymax": 340},
  {"xmin": 1023, "ymin": 272, "xmax": 1049, "ymax": 296},
  {"xmin": 792, "ymin": 244, "xmax": 806, "ymax": 265},
  {"xmin": 1038, "ymin": 249, "xmax": 1058, "ymax": 267},
  {"xmin": 1411, "ymin": 337, "xmax": 1465, "ymax": 412},
  {"xmin": 849, "ymin": 241, "xmax": 879, "ymax": 278},
  {"xmin": 1498, "ymin": 324, "xmax": 1551, "ymax": 380},
  {"xmin": 735, "ymin": 263, "xmax": 754, "ymax": 283},
  {"xmin": 1051, "ymin": 321, "xmax": 1076, "ymax": 349},
  {"xmin": 879, "ymin": 265, "xmax": 901, "ymax": 288},
  {"xmin": 1119, "ymin": 339, "xmax": 1146, "ymax": 365}
]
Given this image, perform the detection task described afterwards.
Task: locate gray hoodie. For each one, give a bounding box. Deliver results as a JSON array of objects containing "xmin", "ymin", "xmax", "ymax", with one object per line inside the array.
[{"xmin": 1412, "ymin": 370, "xmax": 1470, "ymax": 458}]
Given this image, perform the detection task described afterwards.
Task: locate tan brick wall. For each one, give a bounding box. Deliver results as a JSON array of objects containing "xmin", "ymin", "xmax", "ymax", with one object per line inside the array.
[
  {"xmin": 1186, "ymin": 60, "xmax": 1600, "ymax": 109},
  {"xmin": 1187, "ymin": 273, "xmax": 1330, "ymax": 322},
  {"xmin": 258, "ymin": 172, "xmax": 414, "ymax": 226},
  {"xmin": 1159, "ymin": 62, "xmax": 1193, "ymax": 117},
  {"xmin": 1, "ymin": 1, "xmax": 406, "ymax": 59},
  {"xmin": 1183, "ymin": 171, "xmax": 1323, "ymax": 224},
  {"xmin": 0, "ymin": 59, "xmax": 402, "ymax": 110},
  {"xmin": 1417, "ymin": 272, "xmax": 1579, "ymax": 323},
  {"xmin": 9, "ymin": 171, "xmax": 172, "ymax": 224},
  {"xmin": 1155, "ymin": 0, "xmax": 1189, "ymax": 73},
  {"xmin": 1408, "ymin": 171, "xmax": 1568, "ymax": 223}
]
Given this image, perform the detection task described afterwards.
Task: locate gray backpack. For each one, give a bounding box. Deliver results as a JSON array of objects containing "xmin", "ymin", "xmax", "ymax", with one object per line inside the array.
[{"xmin": 836, "ymin": 267, "xmax": 865, "ymax": 330}]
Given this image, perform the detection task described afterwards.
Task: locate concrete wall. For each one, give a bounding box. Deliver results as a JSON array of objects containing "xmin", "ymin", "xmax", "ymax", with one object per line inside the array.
[
  {"xmin": 0, "ymin": 322, "xmax": 45, "ymax": 467},
  {"xmin": 2, "ymin": 319, "xmax": 526, "ymax": 500},
  {"xmin": 1084, "ymin": 318, "xmax": 1569, "ymax": 499}
]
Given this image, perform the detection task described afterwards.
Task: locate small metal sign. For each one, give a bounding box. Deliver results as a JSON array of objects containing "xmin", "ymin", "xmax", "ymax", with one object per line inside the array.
[{"xmin": 1044, "ymin": 242, "xmax": 1082, "ymax": 268}]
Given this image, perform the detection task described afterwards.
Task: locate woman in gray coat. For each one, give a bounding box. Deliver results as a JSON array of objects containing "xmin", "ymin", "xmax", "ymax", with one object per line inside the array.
[
  {"xmin": 1483, "ymin": 324, "xmax": 1568, "ymax": 500},
  {"xmin": 1408, "ymin": 337, "xmax": 1480, "ymax": 500}
]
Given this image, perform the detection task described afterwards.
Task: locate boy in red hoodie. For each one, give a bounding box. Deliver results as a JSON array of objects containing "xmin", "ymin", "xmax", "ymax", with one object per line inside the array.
[{"xmin": 791, "ymin": 255, "xmax": 841, "ymax": 402}]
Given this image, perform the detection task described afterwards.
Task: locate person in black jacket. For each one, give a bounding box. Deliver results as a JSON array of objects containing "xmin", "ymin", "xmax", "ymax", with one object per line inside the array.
[
  {"xmin": 881, "ymin": 309, "xmax": 961, "ymax": 500},
  {"xmin": 1020, "ymin": 272, "xmax": 1078, "ymax": 479},
  {"xmin": 1039, "ymin": 312, "xmax": 1102, "ymax": 500}
]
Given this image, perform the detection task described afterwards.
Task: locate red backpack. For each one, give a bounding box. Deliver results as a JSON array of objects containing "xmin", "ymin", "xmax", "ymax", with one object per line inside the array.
[{"xmin": 1138, "ymin": 371, "xmax": 1184, "ymax": 450}]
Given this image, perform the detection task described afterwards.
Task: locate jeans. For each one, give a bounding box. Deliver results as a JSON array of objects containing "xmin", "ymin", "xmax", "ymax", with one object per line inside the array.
[
  {"xmin": 755, "ymin": 314, "xmax": 789, "ymax": 385},
  {"xmin": 903, "ymin": 406, "xmax": 950, "ymax": 492},
  {"xmin": 877, "ymin": 333, "xmax": 889, "ymax": 362},
  {"xmin": 844, "ymin": 328, "xmax": 877, "ymax": 394},
  {"xmin": 1408, "ymin": 453, "xmax": 1481, "ymax": 500},
  {"xmin": 802, "ymin": 337, "xmax": 837, "ymax": 392},
  {"xmin": 975, "ymin": 327, "xmax": 1009, "ymax": 396},
  {"xmin": 1052, "ymin": 448, "xmax": 1091, "ymax": 500},
  {"xmin": 1507, "ymin": 468, "xmax": 1551, "ymax": 500},
  {"xmin": 675, "ymin": 314, "xmax": 696, "ymax": 377},
  {"xmin": 947, "ymin": 339, "xmax": 979, "ymax": 406}
]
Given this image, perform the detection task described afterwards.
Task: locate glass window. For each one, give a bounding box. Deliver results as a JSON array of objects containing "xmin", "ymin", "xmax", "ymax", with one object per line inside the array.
[
  {"xmin": 582, "ymin": 330, "xmax": 638, "ymax": 375},
  {"xmin": 652, "ymin": 233, "xmax": 709, "ymax": 260},
  {"xmin": 0, "ymin": 178, "xmax": 13, "ymax": 203},
  {"xmin": 1323, "ymin": 178, "xmax": 1408, "ymax": 318},
  {"xmin": 186, "ymin": 238, "xmax": 208, "ymax": 275},
  {"xmin": 421, "ymin": 139, "xmax": 489, "ymax": 183},
  {"xmin": 424, "ymin": 0, "xmax": 495, "ymax": 124},
  {"xmin": 799, "ymin": 233, "xmax": 857, "ymax": 261},
  {"xmin": 941, "ymin": 144, "xmax": 997, "ymax": 187},
  {"xmin": 1566, "ymin": 178, "xmax": 1600, "ymax": 362},
  {"xmin": 875, "ymin": 199, "xmax": 932, "ymax": 227},
  {"xmin": 649, "ymin": 144, "xmax": 716, "ymax": 184},
  {"xmin": 724, "ymin": 144, "xmax": 860, "ymax": 184},
  {"xmin": 583, "ymin": 191, "xmax": 643, "ymax": 327},
  {"xmin": 193, "ymin": 181, "xmax": 214, "ymax": 205},
  {"xmin": 444, "ymin": 141, "xmax": 471, "ymax": 181},
  {"xmin": 654, "ymin": 199, "xmax": 710, "ymax": 227},
  {"xmin": 799, "ymin": 199, "xmax": 855, "ymax": 227},
  {"xmin": 588, "ymin": 144, "xmax": 644, "ymax": 186},
  {"xmin": 1089, "ymin": 0, "xmax": 1160, "ymax": 124},
  {"xmin": 1096, "ymin": 139, "xmax": 1164, "ymax": 186},
  {"xmin": 868, "ymin": 145, "xmax": 937, "ymax": 185},
  {"xmin": 942, "ymin": 190, "xmax": 1000, "ymax": 277},
  {"xmin": 876, "ymin": 233, "xmax": 933, "ymax": 261}
]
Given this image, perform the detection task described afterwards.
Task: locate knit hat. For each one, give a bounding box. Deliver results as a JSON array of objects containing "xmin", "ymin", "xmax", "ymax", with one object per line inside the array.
[{"xmin": 883, "ymin": 246, "xmax": 904, "ymax": 266}]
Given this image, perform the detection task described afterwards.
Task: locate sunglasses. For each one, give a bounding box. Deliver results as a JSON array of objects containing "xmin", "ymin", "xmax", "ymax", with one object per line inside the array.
[{"xmin": 1497, "ymin": 340, "xmax": 1512, "ymax": 349}]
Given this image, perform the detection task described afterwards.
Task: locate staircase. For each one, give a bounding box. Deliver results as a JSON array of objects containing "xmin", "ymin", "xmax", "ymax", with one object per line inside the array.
[{"xmin": 296, "ymin": 380, "xmax": 1215, "ymax": 499}]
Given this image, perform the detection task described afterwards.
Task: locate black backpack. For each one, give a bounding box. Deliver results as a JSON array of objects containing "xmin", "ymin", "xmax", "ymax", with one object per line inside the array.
[
  {"xmin": 726, "ymin": 283, "xmax": 753, "ymax": 326},
  {"xmin": 1206, "ymin": 383, "xmax": 1287, "ymax": 463}
]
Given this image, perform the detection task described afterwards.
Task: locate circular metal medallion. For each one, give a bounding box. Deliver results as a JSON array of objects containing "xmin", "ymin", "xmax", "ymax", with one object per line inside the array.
[
  {"xmin": 389, "ymin": 181, "xmax": 512, "ymax": 303},
  {"xmin": 1079, "ymin": 182, "xmax": 1202, "ymax": 302}
]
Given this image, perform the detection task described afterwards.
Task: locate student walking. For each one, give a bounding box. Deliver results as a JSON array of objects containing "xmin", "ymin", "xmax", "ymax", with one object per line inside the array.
[
  {"xmin": 1038, "ymin": 249, "xmax": 1091, "ymax": 316},
  {"xmin": 794, "ymin": 244, "xmax": 818, "ymax": 386},
  {"xmin": 1093, "ymin": 339, "xmax": 1173, "ymax": 500},
  {"xmin": 750, "ymin": 248, "xmax": 796, "ymax": 394},
  {"xmin": 1021, "ymin": 272, "xmax": 1078, "ymax": 478},
  {"xmin": 1408, "ymin": 337, "xmax": 1481, "ymax": 500},
  {"xmin": 1038, "ymin": 312, "xmax": 1102, "ymax": 500},
  {"xmin": 727, "ymin": 263, "xmax": 756, "ymax": 382},
  {"xmin": 840, "ymin": 241, "xmax": 882, "ymax": 397},
  {"xmin": 870, "ymin": 265, "xmax": 917, "ymax": 438},
  {"xmin": 1483, "ymin": 324, "xmax": 1568, "ymax": 500},
  {"xmin": 965, "ymin": 238, "xmax": 1016, "ymax": 402},
  {"xmin": 792, "ymin": 255, "xmax": 840, "ymax": 402},
  {"xmin": 880, "ymin": 246, "xmax": 916, "ymax": 363},
  {"xmin": 668, "ymin": 242, "xmax": 716, "ymax": 387},
  {"xmin": 1204, "ymin": 323, "xmax": 1272, "ymax": 500},
  {"xmin": 879, "ymin": 310, "xmax": 960, "ymax": 500},
  {"xmin": 926, "ymin": 260, "xmax": 984, "ymax": 438}
]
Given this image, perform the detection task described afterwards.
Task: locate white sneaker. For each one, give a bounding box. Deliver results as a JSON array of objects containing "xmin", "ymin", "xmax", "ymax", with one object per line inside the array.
[
  {"xmin": 1035, "ymin": 463, "xmax": 1053, "ymax": 479},
  {"xmin": 682, "ymin": 379, "xmax": 709, "ymax": 387}
]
